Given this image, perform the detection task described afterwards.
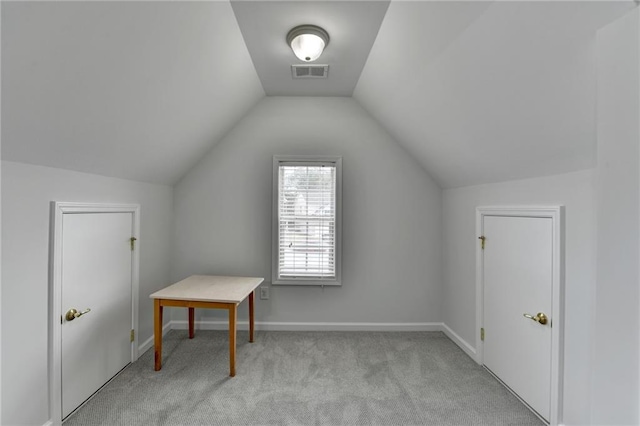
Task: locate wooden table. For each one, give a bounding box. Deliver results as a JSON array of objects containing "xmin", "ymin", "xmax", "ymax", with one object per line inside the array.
[{"xmin": 149, "ymin": 275, "xmax": 264, "ymax": 376}]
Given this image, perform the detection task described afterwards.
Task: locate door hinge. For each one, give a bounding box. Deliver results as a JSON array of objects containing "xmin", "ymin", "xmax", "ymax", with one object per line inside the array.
[
  {"xmin": 480, "ymin": 328, "xmax": 485, "ymax": 341},
  {"xmin": 130, "ymin": 329, "xmax": 135, "ymax": 342},
  {"xmin": 478, "ymin": 236, "xmax": 486, "ymax": 250},
  {"xmin": 130, "ymin": 237, "xmax": 137, "ymax": 251}
]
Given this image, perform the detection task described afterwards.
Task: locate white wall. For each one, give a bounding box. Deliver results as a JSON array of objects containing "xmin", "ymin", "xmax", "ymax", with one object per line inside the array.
[
  {"xmin": 442, "ymin": 170, "xmax": 596, "ymax": 426},
  {"xmin": 592, "ymin": 9, "xmax": 640, "ymax": 425},
  {"xmin": 1, "ymin": 161, "xmax": 173, "ymax": 426},
  {"xmin": 173, "ymin": 97, "xmax": 442, "ymax": 325}
]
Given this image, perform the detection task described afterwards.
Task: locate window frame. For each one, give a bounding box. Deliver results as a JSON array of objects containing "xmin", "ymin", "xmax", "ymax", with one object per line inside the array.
[{"xmin": 272, "ymin": 155, "xmax": 342, "ymax": 286}]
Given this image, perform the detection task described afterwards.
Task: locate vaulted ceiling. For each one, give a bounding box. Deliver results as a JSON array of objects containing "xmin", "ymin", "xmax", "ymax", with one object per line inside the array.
[
  {"xmin": 2, "ymin": 1, "xmax": 637, "ymax": 187},
  {"xmin": 2, "ymin": 1, "xmax": 263, "ymax": 185},
  {"xmin": 354, "ymin": 1, "xmax": 636, "ymax": 187}
]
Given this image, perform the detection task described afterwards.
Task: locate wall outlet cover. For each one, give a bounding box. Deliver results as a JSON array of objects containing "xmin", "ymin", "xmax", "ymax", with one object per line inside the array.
[{"xmin": 260, "ymin": 286, "xmax": 269, "ymax": 300}]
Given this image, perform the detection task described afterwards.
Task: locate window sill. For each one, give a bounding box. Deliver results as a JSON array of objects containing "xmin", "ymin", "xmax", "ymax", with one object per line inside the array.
[{"xmin": 272, "ymin": 279, "xmax": 341, "ymax": 287}]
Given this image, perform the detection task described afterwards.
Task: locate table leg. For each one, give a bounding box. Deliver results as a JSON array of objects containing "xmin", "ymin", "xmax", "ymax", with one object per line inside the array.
[
  {"xmin": 229, "ymin": 304, "xmax": 237, "ymax": 377},
  {"xmin": 249, "ymin": 291, "xmax": 255, "ymax": 343},
  {"xmin": 154, "ymin": 299, "xmax": 163, "ymax": 371},
  {"xmin": 188, "ymin": 307, "xmax": 195, "ymax": 339}
]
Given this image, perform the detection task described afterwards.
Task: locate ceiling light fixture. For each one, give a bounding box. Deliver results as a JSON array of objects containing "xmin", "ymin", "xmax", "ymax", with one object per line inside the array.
[{"xmin": 286, "ymin": 25, "xmax": 329, "ymax": 62}]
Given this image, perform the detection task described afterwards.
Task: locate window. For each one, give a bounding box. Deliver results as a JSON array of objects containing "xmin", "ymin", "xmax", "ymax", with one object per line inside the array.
[{"xmin": 272, "ymin": 156, "xmax": 342, "ymax": 286}]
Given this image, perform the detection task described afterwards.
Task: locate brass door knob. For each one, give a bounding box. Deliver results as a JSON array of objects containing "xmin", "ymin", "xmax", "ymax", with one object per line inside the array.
[
  {"xmin": 65, "ymin": 308, "xmax": 91, "ymax": 321},
  {"xmin": 523, "ymin": 312, "xmax": 548, "ymax": 325}
]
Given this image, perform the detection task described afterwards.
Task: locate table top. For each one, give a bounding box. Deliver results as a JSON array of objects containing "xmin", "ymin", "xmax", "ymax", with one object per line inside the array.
[{"xmin": 149, "ymin": 275, "xmax": 264, "ymax": 303}]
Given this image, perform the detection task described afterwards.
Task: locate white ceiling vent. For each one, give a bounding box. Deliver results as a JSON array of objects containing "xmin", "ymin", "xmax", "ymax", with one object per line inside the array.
[{"xmin": 291, "ymin": 64, "xmax": 329, "ymax": 79}]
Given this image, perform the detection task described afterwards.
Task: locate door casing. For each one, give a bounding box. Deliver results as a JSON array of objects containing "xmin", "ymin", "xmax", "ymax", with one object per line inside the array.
[
  {"xmin": 49, "ymin": 202, "xmax": 140, "ymax": 425},
  {"xmin": 476, "ymin": 206, "xmax": 564, "ymax": 426}
]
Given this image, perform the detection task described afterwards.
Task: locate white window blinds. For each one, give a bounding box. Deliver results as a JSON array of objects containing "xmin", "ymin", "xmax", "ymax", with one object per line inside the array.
[{"xmin": 277, "ymin": 163, "xmax": 336, "ymax": 280}]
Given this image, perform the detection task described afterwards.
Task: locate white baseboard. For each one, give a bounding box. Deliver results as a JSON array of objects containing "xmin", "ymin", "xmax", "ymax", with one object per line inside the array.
[
  {"xmin": 42, "ymin": 421, "xmax": 54, "ymax": 426},
  {"xmin": 441, "ymin": 323, "xmax": 477, "ymax": 360},
  {"xmin": 138, "ymin": 321, "xmax": 477, "ymax": 361},
  {"xmin": 171, "ymin": 320, "xmax": 443, "ymax": 332},
  {"xmin": 138, "ymin": 322, "xmax": 171, "ymax": 355}
]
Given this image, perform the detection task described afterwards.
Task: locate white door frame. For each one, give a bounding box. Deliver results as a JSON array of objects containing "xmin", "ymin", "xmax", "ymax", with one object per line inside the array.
[
  {"xmin": 49, "ymin": 202, "xmax": 140, "ymax": 425},
  {"xmin": 476, "ymin": 206, "xmax": 564, "ymax": 426}
]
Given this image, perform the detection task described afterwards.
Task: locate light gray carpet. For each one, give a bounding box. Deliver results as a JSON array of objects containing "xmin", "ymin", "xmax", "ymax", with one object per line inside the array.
[{"xmin": 65, "ymin": 330, "xmax": 544, "ymax": 425}]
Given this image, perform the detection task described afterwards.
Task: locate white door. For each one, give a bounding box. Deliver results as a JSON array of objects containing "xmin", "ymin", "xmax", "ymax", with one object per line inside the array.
[
  {"xmin": 482, "ymin": 215, "xmax": 552, "ymax": 421},
  {"xmin": 61, "ymin": 212, "xmax": 133, "ymax": 419}
]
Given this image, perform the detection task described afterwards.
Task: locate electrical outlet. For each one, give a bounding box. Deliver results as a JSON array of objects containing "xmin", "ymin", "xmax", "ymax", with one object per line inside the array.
[{"xmin": 260, "ymin": 286, "xmax": 269, "ymax": 300}]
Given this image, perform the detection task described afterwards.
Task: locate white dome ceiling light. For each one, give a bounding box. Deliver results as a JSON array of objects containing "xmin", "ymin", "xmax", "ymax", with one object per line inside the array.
[{"xmin": 286, "ymin": 25, "xmax": 330, "ymax": 62}]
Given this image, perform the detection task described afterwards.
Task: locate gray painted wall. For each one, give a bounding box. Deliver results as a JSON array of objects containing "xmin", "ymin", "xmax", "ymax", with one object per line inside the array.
[
  {"xmin": 442, "ymin": 170, "xmax": 597, "ymax": 425},
  {"xmin": 172, "ymin": 96, "xmax": 442, "ymax": 325},
  {"xmin": 1, "ymin": 161, "xmax": 173, "ymax": 426},
  {"xmin": 592, "ymin": 9, "xmax": 640, "ymax": 424}
]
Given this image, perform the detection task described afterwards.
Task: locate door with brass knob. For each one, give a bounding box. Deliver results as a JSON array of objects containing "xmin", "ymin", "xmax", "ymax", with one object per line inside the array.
[
  {"xmin": 60, "ymin": 211, "xmax": 134, "ymax": 420},
  {"xmin": 481, "ymin": 214, "xmax": 553, "ymax": 422}
]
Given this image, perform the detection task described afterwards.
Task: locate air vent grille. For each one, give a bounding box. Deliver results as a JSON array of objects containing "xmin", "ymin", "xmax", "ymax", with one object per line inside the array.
[{"xmin": 291, "ymin": 64, "xmax": 329, "ymax": 79}]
